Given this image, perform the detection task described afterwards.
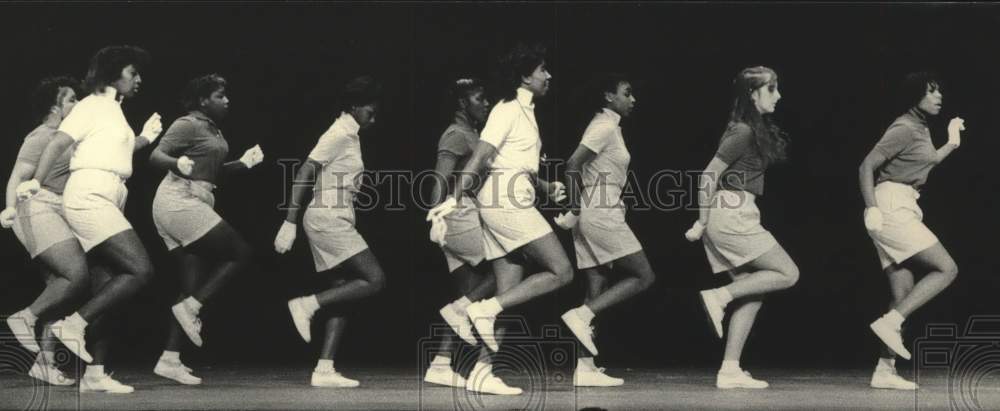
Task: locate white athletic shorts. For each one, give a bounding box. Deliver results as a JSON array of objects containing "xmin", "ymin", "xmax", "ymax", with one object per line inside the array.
[
  {"xmin": 12, "ymin": 189, "xmax": 76, "ymax": 258},
  {"xmin": 152, "ymin": 172, "xmax": 222, "ymax": 251},
  {"xmin": 477, "ymin": 171, "xmax": 552, "ymax": 260},
  {"xmin": 868, "ymin": 181, "xmax": 939, "ymax": 269},
  {"xmin": 62, "ymin": 169, "xmax": 131, "ymax": 252},
  {"xmin": 572, "ymin": 185, "xmax": 642, "ymax": 269},
  {"xmin": 703, "ymin": 190, "xmax": 778, "ymax": 274},
  {"xmin": 303, "ymin": 190, "xmax": 369, "ymax": 272},
  {"xmin": 440, "ymin": 196, "xmax": 485, "ymax": 272}
]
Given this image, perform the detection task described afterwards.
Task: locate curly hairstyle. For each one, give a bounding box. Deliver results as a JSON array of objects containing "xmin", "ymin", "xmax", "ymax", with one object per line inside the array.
[
  {"xmin": 180, "ymin": 74, "xmax": 227, "ymax": 112},
  {"xmin": 83, "ymin": 45, "xmax": 151, "ymax": 94},
  {"xmin": 496, "ymin": 42, "xmax": 547, "ymax": 102},
  {"xmin": 585, "ymin": 72, "xmax": 630, "ymax": 115},
  {"xmin": 30, "ymin": 76, "xmax": 81, "ymax": 123},
  {"xmin": 337, "ymin": 75, "xmax": 381, "ymax": 113},
  {"xmin": 728, "ymin": 66, "xmax": 788, "ymax": 165},
  {"xmin": 449, "ymin": 77, "xmax": 485, "ymax": 110}
]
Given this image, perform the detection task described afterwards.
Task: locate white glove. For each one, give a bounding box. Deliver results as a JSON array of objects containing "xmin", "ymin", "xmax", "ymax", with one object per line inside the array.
[
  {"xmin": 274, "ymin": 221, "xmax": 297, "ymax": 254},
  {"xmin": 549, "ymin": 181, "xmax": 567, "ymax": 203},
  {"xmin": 864, "ymin": 207, "xmax": 883, "ymax": 232},
  {"xmin": 685, "ymin": 220, "xmax": 706, "ymax": 242},
  {"xmin": 177, "ymin": 156, "xmax": 195, "ymax": 176},
  {"xmin": 16, "ymin": 179, "xmax": 40, "ymax": 201},
  {"xmin": 554, "ymin": 211, "xmax": 579, "ymax": 230},
  {"xmin": 0, "ymin": 207, "xmax": 16, "ymax": 229},
  {"xmin": 139, "ymin": 112, "xmax": 163, "ymax": 143},
  {"xmin": 429, "ymin": 216, "xmax": 449, "ymax": 246},
  {"xmin": 427, "ymin": 197, "xmax": 458, "ymax": 222},
  {"xmin": 240, "ymin": 144, "xmax": 264, "ymax": 169},
  {"xmin": 947, "ymin": 117, "xmax": 965, "ymax": 147}
]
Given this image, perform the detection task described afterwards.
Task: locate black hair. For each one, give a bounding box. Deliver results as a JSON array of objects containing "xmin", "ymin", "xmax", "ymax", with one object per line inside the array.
[
  {"xmin": 30, "ymin": 76, "xmax": 81, "ymax": 123},
  {"xmin": 338, "ymin": 75, "xmax": 381, "ymax": 113},
  {"xmin": 898, "ymin": 71, "xmax": 940, "ymax": 114},
  {"xmin": 449, "ymin": 77, "xmax": 485, "ymax": 111},
  {"xmin": 180, "ymin": 74, "xmax": 227, "ymax": 112},
  {"xmin": 586, "ymin": 72, "xmax": 630, "ymax": 114},
  {"xmin": 83, "ymin": 45, "xmax": 151, "ymax": 94},
  {"xmin": 496, "ymin": 42, "xmax": 547, "ymax": 102}
]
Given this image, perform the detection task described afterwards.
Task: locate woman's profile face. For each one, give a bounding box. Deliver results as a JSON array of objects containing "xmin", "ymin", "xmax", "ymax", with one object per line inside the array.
[
  {"xmin": 112, "ymin": 64, "xmax": 142, "ymax": 98},
  {"xmin": 202, "ymin": 87, "xmax": 230, "ymax": 120},
  {"xmin": 56, "ymin": 87, "xmax": 78, "ymax": 120},
  {"xmin": 463, "ymin": 89, "xmax": 491, "ymax": 125},
  {"xmin": 606, "ymin": 81, "xmax": 636, "ymax": 117},
  {"xmin": 751, "ymin": 77, "xmax": 781, "ymax": 114},
  {"xmin": 522, "ymin": 62, "xmax": 552, "ymax": 97},
  {"xmin": 352, "ymin": 103, "xmax": 378, "ymax": 129},
  {"xmin": 917, "ymin": 83, "xmax": 943, "ymax": 116}
]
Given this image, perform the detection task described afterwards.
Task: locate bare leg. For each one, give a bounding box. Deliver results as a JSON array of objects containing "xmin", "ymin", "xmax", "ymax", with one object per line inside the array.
[
  {"xmin": 722, "ymin": 245, "xmax": 799, "ymax": 300},
  {"xmin": 183, "ymin": 221, "xmax": 253, "ymax": 304},
  {"xmin": 28, "ymin": 239, "xmax": 89, "ymax": 317},
  {"xmin": 319, "ymin": 279, "xmax": 350, "ymax": 361},
  {"xmin": 879, "ymin": 265, "xmax": 914, "ymax": 359},
  {"xmin": 584, "ymin": 251, "xmax": 655, "ymax": 314},
  {"xmin": 314, "ymin": 250, "xmax": 386, "ymax": 306},
  {"xmin": 164, "ymin": 250, "xmax": 206, "ymax": 353},
  {"xmin": 578, "ymin": 268, "xmax": 608, "ymax": 360},
  {"xmin": 77, "ymin": 230, "xmax": 154, "ymax": 321},
  {"xmin": 892, "ymin": 243, "xmax": 958, "ymax": 317},
  {"xmin": 494, "ymin": 233, "xmax": 573, "ymax": 309}
]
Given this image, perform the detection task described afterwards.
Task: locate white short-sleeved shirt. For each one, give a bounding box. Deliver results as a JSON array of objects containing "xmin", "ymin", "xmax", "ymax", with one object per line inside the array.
[
  {"xmin": 308, "ymin": 112, "xmax": 364, "ymax": 196},
  {"xmin": 480, "ymin": 87, "xmax": 542, "ymax": 174},
  {"xmin": 59, "ymin": 87, "xmax": 137, "ymax": 178},
  {"xmin": 580, "ymin": 108, "xmax": 630, "ymax": 190}
]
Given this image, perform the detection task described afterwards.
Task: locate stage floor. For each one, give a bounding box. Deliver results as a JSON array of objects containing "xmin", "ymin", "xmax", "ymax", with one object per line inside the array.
[{"xmin": 2, "ymin": 366, "xmax": 997, "ymax": 410}]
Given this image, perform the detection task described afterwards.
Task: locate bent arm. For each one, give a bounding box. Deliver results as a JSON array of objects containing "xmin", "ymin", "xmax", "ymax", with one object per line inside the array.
[
  {"xmin": 284, "ymin": 159, "xmax": 320, "ymax": 223},
  {"xmin": 697, "ymin": 156, "xmax": 729, "ymax": 224}
]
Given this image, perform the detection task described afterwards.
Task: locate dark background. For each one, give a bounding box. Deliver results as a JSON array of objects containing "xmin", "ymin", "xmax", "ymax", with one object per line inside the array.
[{"xmin": 1, "ymin": 3, "xmax": 997, "ymax": 371}]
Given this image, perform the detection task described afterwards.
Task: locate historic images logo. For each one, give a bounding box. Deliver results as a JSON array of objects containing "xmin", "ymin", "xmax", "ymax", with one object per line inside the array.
[{"xmin": 914, "ymin": 315, "xmax": 1000, "ymax": 410}]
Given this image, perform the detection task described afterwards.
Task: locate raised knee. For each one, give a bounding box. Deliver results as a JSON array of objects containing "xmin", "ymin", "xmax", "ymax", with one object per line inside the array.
[
  {"xmin": 637, "ymin": 272, "xmax": 656, "ymax": 290},
  {"xmin": 553, "ymin": 262, "xmax": 574, "ymax": 287},
  {"xmin": 368, "ymin": 274, "xmax": 387, "ymax": 294},
  {"xmin": 233, "ymin": 239, "xmax": 254, "ymax": 265},
  {"xmin": 134, "ymin": 263, "xmax": 155, "ymax": 287},
  {"xmin": 782, "ymin": 264, "xmax": 800, "ymax": 288},
  {"xmin": 942, "ymin": 263, "xmax": 958, "ymax": 281}
]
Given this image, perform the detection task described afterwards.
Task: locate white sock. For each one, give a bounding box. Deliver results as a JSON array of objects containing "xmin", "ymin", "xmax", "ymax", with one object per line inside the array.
[
  {"xmin": 453, "ymin": 296, "xmax": 472, "ymax": 311},
  {"xmin": 315, "ymin": 359, "xmax": 334, "ymax": 372},
  {"xmin": 885, "ymin": 309, "xmax": 905, "ymax": 328},
  {"xmin": 720, "ymin": 360, "xmax": 740, "ymax": 373},
  {"xmin": 715, "ymin": 287, "xmax": 734, "ymax": 306},
  {"xmin": 578, "ymin": 357, "xmax": 596, "ymax": 370},
  {"xmin": 68, "ymin": 312, "xmax": 88, "ymax": 327},
  {"xmin": 86, "ymin": 365, "xmax": 105, "ymax": 377},
  {"xmin": 431, "ymin": 355, "xmax": 451, "ymax": 366},
  {"xmin": 38, "ymin": 351, "xmax": 56, "ymax": 365},
  {"xmin": 480, "ymin": 298, "xmax": 503, "ymax": 316},
  {"xmin": 877, "ymin": 357, "xmax": 895, "ymax": 371},
  {"xmin": 472, "ymin": 361, "xmax": 490, "ymax": 374},
  {"xmin": 576, "ymin": 305, "xmax": 596, "ymax": 323},
  {"xmin": 184, "ymin": 296, "xmax": 203, "ymax": 312},
  {"xmin": 20, "ymin": 308, "xmax": 38, "ymax": 323},
  {"xmin": 160, "ymin": 350, "xmax": 181, "ymax": 362},
  {"xmin": 303, "ymin": 295, "xmax": 321, "ymax": 313}
]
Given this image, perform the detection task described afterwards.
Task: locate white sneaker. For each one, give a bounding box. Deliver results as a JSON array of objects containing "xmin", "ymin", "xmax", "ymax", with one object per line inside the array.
[
  {"xmin": 6, "ymin": 309, "xmax": 40, "ymax": 352},
  {"xmin": 466, "ymin": 302, "xmax": 498, "ymax": 352},
  {"xmin": 871, "ymin": 367, "xmax": 917, "ymax": 390},
  {"xmin": 561, "ymin": 308, "xmax": 598, "ymax": 356},
  {"xmin": 439, "ymin": 303, "xmax": 476, "ymax": 345},
  {"xmin": 52, "ymin": 317, "xmax": 92, "ymax": 363},
  {"xmin": 574, "ymin": 366, "xmax": 624, "ymax": 387},
  {"xmin": 28, "ymin": 362, "xmax": 76, "ymax": 386},
  {"xmin": 288, "ymin": 298, "xmax": 314, "ymax": 343},
  {"xmin": 311, "ymin": 370, "xmax": 360, "ymax": 388},
  {"xmin": 870, "ymin": 317, "xmax": 911, "ymax": 360},
  {"xmin": 716, "ymin": 369, "xmax": 768, "ymax": 389},
  {"xmin": 699, "ymin": 290, "xmax": 725, "ymax": 339},
  {"xmin": 80, "ymin": 373, "xmax": 134, "ymax": 394},
  {"xmin": 423, "ymin": 364, "xmax": 467, "ymax": 388},
  {"xmin": 465, "ymin": 368, "xmax": 522, "ymax": 395},
  {"xmin": 154, "ymin": 359, "xmax": 202, "ymax": 385},
  {"xmin": 171, "ymin": 302, "xmax": 203, "ymax": 347}
]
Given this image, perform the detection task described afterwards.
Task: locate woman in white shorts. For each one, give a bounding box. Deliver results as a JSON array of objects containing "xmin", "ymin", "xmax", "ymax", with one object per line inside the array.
[
  {"xmin": 685, "ymin": 66, "xmax": 798, "ymax": 389},
  {"xmin": 859, "ymin": 72, "xmax": 963, "ymax": 391},
  {"xmin": 273, "ymin": 75, "xmax": 386, "ymax": 388},
  {"xmin": 430, "ymin": 43, "xmax": 571, "ymax": 396},
  {"xmin": 28, "ymin": 45, "xmax": 163, "ymax": 394},
  {"xmin": 148, "ymin": 74, "xmax": 264, "ymax": 385},
  {"xmin": 2, "ymin": 76, "xmax": 86, "ymax": 386},
  {"xmin": 424, "ymin": 78, "xmax": 502, "ymax": 393},
  {"xmin": 553, "ymin": 73, "xmax": 654, "ymax": 388}
]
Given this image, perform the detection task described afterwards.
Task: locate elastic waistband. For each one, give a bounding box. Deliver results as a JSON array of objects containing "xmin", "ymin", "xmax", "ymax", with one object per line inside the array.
[
  {"xmin": 72, "ymin": 168, "xmax": 126, "ymax": 183},
  {"xmin": 165, "ymin": 171, "xmax": 216, "ymax": 192},
  {"xmin": 875, "ymin": 181, "xmax": 919, "ymax": 198}
]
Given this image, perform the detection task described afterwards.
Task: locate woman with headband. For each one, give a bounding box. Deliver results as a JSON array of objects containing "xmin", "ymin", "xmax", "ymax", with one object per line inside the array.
[
  {"xmin": 3, "ymin": 76, "xmax": 85, "ymax": 387},
  {"xmin": 860, "ymin": 72, "xmax": 964, "ymax": 390},
  {"xmin": 424, "ymin": 77, "xmax": 503, "ymax": 393},
  {"xmin": 685, "ymin": 66, "xmax": 798, "ymax": 389},
  {"xmin": 148, "ymin": 74, "xmax": 264, "ymax": 385},
  {"xmin": 427, "ymin": 43, "xmax": 570, "ymax": 396},
  {"xmin": 553, "ymin": 73, "xmax": 655, "ymax": 387},
  {"xmin": 24, "ymin": 45, "xmax": 163, "ymax": 393},
  {"xmin": 274, "ymin": 75, "xmax": 386, "ymax": 388}
]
